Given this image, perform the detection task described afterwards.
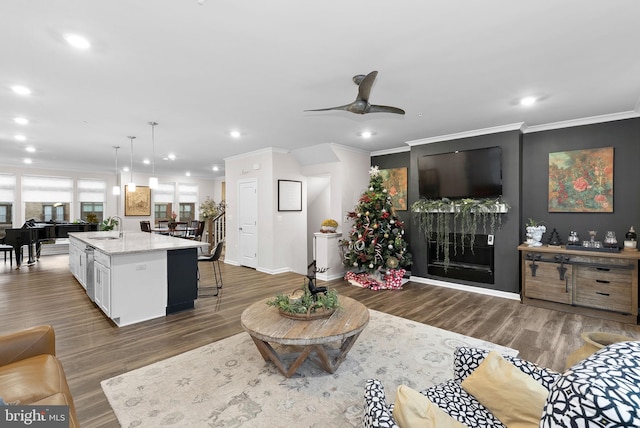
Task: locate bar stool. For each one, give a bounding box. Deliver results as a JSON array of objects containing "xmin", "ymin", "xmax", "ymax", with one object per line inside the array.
[{"xmin": 0, "ymin": 244, "xmax": 13, "ymax": 267}]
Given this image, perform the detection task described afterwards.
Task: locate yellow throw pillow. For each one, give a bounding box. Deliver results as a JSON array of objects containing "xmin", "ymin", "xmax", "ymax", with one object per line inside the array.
[
  {"xmin": 393, "ymin": 385, "xmax": 467, "ymax": 428},
  {"xmin": 461, "ymin": 351, "xmax": 548, "ymax": 428}
]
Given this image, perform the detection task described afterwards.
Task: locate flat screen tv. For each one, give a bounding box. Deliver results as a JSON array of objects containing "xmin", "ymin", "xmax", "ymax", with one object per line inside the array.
[{"xmin": 418, "ymin": 146, "xmax": 502, "ymax": 199}]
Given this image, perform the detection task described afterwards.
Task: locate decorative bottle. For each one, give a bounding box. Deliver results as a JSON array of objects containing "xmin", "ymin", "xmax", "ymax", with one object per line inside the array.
[{"xmin": 625, "ymin": 226, "xmax": 637, "ymax": 250}]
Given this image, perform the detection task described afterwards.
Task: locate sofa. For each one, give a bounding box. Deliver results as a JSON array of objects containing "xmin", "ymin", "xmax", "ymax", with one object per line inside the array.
[
  {"xmin": 0, "ymin": 325, "xmax": 79, "ymax": 428},
  {"xmin": 364, "ymin": 342, "xmax": 640, "ymax": 427}
]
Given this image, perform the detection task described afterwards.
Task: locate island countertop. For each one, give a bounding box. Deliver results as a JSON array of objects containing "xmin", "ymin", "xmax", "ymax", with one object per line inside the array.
[{"xmin": 68, "ymin": 231, "xmax": 208, "ymax": 255}]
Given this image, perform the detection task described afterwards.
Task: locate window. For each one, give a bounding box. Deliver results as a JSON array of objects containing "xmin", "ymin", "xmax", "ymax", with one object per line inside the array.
[
  {"xmin": 0, "ymin": 174, "xmax": 15, "ymax": 235},
  {"xmin": 77, "ymin": 179, "xmax": 106, "ymax": 223},
  {"xmin": 153, "ymin": 183, "xmax": 175, "ymax": 225},
  {"xmin": 179, "ymin": 203, "xmax": 194, "ymax": 223},
  {"xmin": 154, "ymin": 203, "xmax": 172, "ymax": 222},
  {"xmin": 23, "ymin": 175, "xmax": 73, "ymax": 223},
  {"xmin": 178, "ymin": 183, "xmax": 198, "ymax": 223},
  {"xmin": 81, "ymin": 202, "xmax": 104, "ymax": 223}
]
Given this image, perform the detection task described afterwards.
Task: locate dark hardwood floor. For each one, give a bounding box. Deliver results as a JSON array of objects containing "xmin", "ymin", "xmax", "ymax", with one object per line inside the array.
[{"xmin": 1, "ymin": 253, "xmax": 639, "ymax": 427}]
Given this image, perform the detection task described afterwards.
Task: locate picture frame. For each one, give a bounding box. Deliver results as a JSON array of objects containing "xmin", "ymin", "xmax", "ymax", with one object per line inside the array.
[
  {"xmin": 125, "ymin": 185, "xmax": 151, "ymax": 216},
  {"xmin": 278, "ymin": 179, "xmax": 302, "ymax": 211},
  {"xmin": 380, "ymin": 167, "xmax": 408, "ymax": 211},
  {"xmin": 548, "ymin": 146, "xmax": 614, "ymax": 213}
]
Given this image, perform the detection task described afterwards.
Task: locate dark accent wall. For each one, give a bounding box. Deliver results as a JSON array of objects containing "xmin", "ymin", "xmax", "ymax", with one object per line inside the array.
[
  {"xmin": 522, "ymin": 117, "xmax": 640, "ymax": 245},
  {"xmin": 372, "ymin": 117, "xmax": 640, "ymax": 295},
  {"xmin": 375, "ymin": 130, "xmax": 522, "ymax": 293},
  {"xmin": 371, "ymin": 151, "xmax": 413, "ymax": 250}
]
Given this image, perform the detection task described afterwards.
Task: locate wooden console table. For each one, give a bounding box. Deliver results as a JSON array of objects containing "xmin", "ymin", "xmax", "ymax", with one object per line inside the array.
[
  {"xmin": 241, "ymin": 296, "xmax": 369, "ymax": 377},
  {"xmin": 518, "ymin": 244, "xmax": 640, "ymax": 324}
]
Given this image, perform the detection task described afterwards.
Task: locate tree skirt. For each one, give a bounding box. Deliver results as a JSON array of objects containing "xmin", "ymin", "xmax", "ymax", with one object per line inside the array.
[
  {"xmin": 101, "ymin": 309, "xmax": 516, "ymax": 427},
  {"xmin": 345, "ymin": 269, "xmax": 406, "ymax": 290}
]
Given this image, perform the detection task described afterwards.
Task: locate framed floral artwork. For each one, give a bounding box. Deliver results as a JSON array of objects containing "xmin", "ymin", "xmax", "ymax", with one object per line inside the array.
[
  {"xmin": 548, "ymin": 147, "xmax": 613, "ymax": 212},
  {"xmin": 380, "ymin": 167, "xmax": 408, "ymax": 211}
]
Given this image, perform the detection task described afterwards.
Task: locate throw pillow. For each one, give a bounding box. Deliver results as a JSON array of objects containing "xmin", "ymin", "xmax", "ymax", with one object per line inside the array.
[
  {"xmin": 393, "ymin": 384, "xmax": 466, "ymax": 428},
  {"xmin": 461, "ymin": 351, "xmax": 548, "ymax": 428},
  {"xmin": 540, "ymin": 341, "xmax": 640, "ymax": 427}
]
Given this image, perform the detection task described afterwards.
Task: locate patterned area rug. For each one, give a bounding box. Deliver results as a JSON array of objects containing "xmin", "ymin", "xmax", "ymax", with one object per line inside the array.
[{"xmin": 101, "ymin": 309, "xmax": 516, "ymax": 427}]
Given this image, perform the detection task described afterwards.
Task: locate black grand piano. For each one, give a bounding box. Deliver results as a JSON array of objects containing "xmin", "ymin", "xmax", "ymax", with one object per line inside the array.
[{"xmin": 4, "ymin": 220, "xmax": 98, "ymax": 268}]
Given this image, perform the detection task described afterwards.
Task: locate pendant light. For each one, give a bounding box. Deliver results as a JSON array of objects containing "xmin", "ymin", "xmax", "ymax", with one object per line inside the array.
[
  {"xmin": 112, "ymin": 145, "xmax": 121, "ymax": 195},
  {"xmin": 127, "ymin": 136, "xmax": 136, "ymax": 192},
  {"xmin": 148, "ymin": 121, "xmax": 158, "ymax": 189}
]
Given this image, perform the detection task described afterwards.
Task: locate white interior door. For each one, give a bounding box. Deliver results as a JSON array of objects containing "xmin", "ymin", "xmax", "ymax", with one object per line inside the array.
[{"xmin": 238, "ymin": 179, "xmax": 258, "ymax": 268}]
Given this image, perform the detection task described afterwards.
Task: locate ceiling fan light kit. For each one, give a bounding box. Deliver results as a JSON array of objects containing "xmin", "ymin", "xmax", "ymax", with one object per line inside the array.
[{"xmin": 305, "ymin": 71, "xmax": 405, "ymax": 115}]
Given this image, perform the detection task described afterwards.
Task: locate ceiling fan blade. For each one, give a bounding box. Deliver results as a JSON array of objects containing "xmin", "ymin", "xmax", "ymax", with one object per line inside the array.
[
  {"xmin": 356, "ymin": 71, "xmax": 378, "ymax": 102},
  {"xmin": 368, "ymin": 104, "xmax": 406, "ymax": 115},
  {"xmin": 304, "ymin": 103, "xmax": 353, "ymax": 113}
]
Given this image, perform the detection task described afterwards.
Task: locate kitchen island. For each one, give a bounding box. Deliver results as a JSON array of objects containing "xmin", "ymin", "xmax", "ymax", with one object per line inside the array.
[{"xmin": 69, "ymin": 231, "xmax": 208, "ymax": 327}]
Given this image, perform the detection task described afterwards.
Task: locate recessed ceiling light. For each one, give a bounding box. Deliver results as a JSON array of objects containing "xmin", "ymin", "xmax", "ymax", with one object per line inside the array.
[
  {"xmin": 23, "ymin": 158, "xmax": 32, "ymax": 164},
  {"xmin": 123, "ymin": 166, "xmax": 130, "ymax": 172},
  {"xmin": 520, "ymin": 96, "xmax": 536, "ymax": 106},
  {"xmin": 167, "ymin": 154, "xmax": 176, "ymax": 160},
  {"xmin": 143, "ymin": 159, "xmax": 150, "ymax": 165},
  {"xmin": 212, "ymin": 166, "xmax": 219, "ymax": 172},
  {"xmin": 14, "ymin": 117, "xmax": 29, "ymax": 125},
  {"xmin": 25, "ymin": 146, "xmax": 36, "ymax": 153},
  {"xmin": 230, "ymin": 130, "xmax": 241, "ymax": 138},
  {"xmin": 185, "ymin": 171, "xmax": 191, "ymax": 177},
  {"xmin": 11, "ymin": 85, "xmax": 31, "ymax": 95},
  {"xmin": 361, "ymin": 131, "xmax": 372, "ymax": 139},
  {"xmin": 14, "ymin": 135, "xmax": 26, "ymax": 141},
  {"xmin": 64, "ymin": 33, "xmax": 91, "ymax": 50}
]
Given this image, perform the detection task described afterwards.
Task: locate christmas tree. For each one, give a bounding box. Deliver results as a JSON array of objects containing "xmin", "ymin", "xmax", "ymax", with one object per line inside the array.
[{"xmin": 343, "ymin": 166, "xmax": 411, "ymax": 289}]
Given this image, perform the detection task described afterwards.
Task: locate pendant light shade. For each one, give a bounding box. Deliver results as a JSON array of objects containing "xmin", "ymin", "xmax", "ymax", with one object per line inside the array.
[
  {"xmin": 148, "ymin": 121, "xmax": 158, "ymax": 189},
  {"xmin": 127, "ymin": 136, "xmax": 136, "ymax": 192},
  {"xmin": 112, "ymin": 145, "xmax": 121, "ymax": 195}
]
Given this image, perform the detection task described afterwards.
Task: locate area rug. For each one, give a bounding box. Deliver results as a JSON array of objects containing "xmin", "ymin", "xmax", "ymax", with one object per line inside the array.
[{"xmin": 101, "ymin": 310, "xmax": 516, "ymax": 427}]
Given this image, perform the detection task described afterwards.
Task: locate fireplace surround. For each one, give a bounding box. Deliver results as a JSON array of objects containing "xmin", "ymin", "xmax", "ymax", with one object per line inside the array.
[{"xmin": 427, "ymin": 233, "xmax": 495, "ymax": 284}]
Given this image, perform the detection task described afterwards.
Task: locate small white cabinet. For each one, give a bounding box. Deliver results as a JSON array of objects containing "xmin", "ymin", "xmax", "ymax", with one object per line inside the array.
[
  {"xmin": 68, "ymin": 237, "xmax": 86, "ymax": 288},
  {"xmin": 94, "ymin": 250, "xmax": 111, "ymax": 316},
  {"xmin": 313, "ymin": 232, "xmax": 345, "ymax": 281}
]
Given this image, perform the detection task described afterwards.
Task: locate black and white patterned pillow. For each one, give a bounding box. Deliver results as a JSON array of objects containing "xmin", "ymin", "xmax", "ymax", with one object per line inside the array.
[
  {"xmin": 540, "ymin": 341, "xmax": 640, "ymax": 428},
  {"xmin": 453, "ymin": 347, "xmax": 559, "ymax": 389},
  {"xmin": 363, "ymin": 379, "xmax": 399, "ymax": 428},
  {"xmin": 422, "ymin": 379, "xmax": 506, "ymax": 427}
]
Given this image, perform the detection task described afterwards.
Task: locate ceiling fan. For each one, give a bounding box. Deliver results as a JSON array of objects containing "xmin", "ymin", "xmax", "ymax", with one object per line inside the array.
[{"xmin": 305, "ymin": 71, "xmax": 405, "ymax": 115}]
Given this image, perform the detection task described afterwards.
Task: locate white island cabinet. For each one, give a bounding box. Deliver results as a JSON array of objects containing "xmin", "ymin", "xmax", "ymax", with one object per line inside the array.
[{"xmin": 69, "ymin": 231, "xmax": 207, "ymax": 327}]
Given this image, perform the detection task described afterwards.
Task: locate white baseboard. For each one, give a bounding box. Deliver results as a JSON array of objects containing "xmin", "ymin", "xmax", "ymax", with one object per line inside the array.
[
  {"xmin": 257, "ymin": 266, "xmax": 291, "ymax": 275},
  {"xmin": 409, "ymin": 275, "xmax": 520, "ymax": 301}
]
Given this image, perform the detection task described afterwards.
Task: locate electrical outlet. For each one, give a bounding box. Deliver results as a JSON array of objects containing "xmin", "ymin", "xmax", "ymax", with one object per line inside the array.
[{"xmin": 487, "ymin": 234, "xmax": 494, "ymax": 245}]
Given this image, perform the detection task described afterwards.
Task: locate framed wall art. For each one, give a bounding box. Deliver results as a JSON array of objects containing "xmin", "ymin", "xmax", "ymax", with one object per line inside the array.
[
  {"xmin": 278, "ymin": 179, "xmax": 302, "ymax": 211},
  {"xmin": 380, "ymin": 167, "xmax": 408, "ymax": 211},
  {"xmin": 548, "ymin": 146, "xmax": 613, "ymax": 213},
  {"xmin": 125, "ymin": 185, "xmax": 152, "ymax": 216}
]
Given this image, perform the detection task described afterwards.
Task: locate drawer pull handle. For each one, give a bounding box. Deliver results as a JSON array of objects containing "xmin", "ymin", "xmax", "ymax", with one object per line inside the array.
[
  {"xmin": 596, "ymin": 292, "xmax": 610, "ymax": 296},
  {"xmin": 596, "ymin": 280, "xmax": 610, "ymax": 284},
  {"xmin": 596, "ymin": 267, "xmax": 610, "ymax": 271}
]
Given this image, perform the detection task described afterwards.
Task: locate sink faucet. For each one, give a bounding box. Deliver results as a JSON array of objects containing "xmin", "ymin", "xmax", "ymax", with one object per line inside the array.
[{"xmin": 112, "ymin": 215, "xmax": 123, "ymax": 238}]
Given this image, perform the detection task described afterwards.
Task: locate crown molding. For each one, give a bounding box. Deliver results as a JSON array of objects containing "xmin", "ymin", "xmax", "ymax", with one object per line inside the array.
[
  {"xmin": 224, "ymin": 146, "xmax": 289, "ymax": 161},
  {"xmin": 523, "ymin": 110, "xmax": 640, "ymax": 133},
  {"xmin": 406, "ymin": 122, "xmax": 525, "ymax": 146},
  {"xmin": 370, "ymin": 146, "xmax": 411, "ymax": 157}
]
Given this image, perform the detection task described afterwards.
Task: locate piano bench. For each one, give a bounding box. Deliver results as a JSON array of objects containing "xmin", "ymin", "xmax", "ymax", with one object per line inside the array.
[{"xmin": 0, "ymin": 244, "xmax": 13, "ymax": 267}]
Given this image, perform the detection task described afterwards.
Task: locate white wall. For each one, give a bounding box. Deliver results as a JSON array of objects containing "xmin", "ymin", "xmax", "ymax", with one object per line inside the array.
[
  {"xmin": 224, "ymin": 148, "xmax": 308, "ymax": 275},
  {"xmin": 303, "ymin": 144, "xmax": 371, "ymax": 263}
]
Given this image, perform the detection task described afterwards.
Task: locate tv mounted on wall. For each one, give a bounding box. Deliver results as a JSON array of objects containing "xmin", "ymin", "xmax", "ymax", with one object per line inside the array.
[{"xmin": 418, "ymin": 146, "xmax": 503, "ymax": 199}]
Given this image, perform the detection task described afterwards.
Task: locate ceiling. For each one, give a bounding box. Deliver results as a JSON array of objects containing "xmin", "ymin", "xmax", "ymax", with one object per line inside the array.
[{"xmin": 2, "ymin": 1, "xmax": 640, "ymax": 179}]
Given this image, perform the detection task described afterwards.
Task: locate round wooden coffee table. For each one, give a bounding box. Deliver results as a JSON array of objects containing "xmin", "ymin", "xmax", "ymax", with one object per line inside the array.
[{"xmin": 241, "ymin": 295, "xmax": 369, "ymax": 377}]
